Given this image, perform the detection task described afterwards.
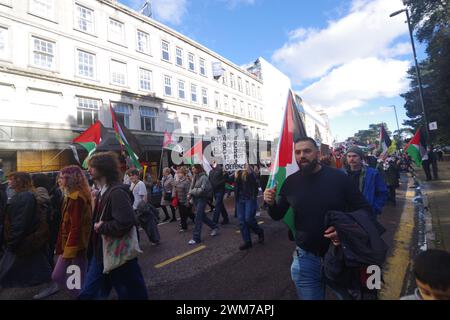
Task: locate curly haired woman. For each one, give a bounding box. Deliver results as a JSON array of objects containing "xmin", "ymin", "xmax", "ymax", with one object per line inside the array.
[{"xmin": 34, "ymin": 166, "xmax": 93, "ymax": 299}]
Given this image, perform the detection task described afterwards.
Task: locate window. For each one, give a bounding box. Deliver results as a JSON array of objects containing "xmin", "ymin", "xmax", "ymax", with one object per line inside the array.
[
  {"xmin": 140, "ymin": 106, "xmax": 157, "ymax": 131},
  {"xmin": 136, "ymin": 30, "xmax": 150, "ymax": 54},
  {"xmin": 161, "ymin": 40, "xmax": 170, "ymax": 61},
  {"xmin": 250, "ymin": 127, "xmax": 255, "ymax": 137},
  {"xmin": 262, "ymin": 129, "xmax": 266, "ymax": 140},
  {"xmin": 166, "ymin": 111, "xmax": 176, "ymax": 132},
  {"xmin": 205, "ymin": 118, "xmax": 213, "ymax": 136},
  {"xmin": 178, "ymin": 80, "xmax": 185, "ymax": 99},
  {"xmin": 112, "ymin": 102, "xmax": 131, "ymax": 128},
  {"xmin": 199, "ymin": 58, "xmax": 206, "ymax": 76},
  {"xmin": 252, "ymin": 84, "xmax": 256, "ymax": 98},
  {"xmin": 232, "ymin": 98, "xmax": 237, "ymax": 115},
  {"xmin": 164, "ymin": 75, "xmax": 172, "ymax": 96},
  {"xmin": 30, "ymin": 0, "xmax": 54, "ymax": 19},
  {"xmin": 77, "ymin": 49, "xmax": 95, "ymax": 78},
  {"xmin": 201, "ymin": 88, "xmax": 208, "ymax": 106},
  {"xmin": 240, "ymin": 101, "xmax": 245, "ymax": 116},
  {"xmin": 77, "ymin": 97, "xmax": 99, "ymax": 126},
  {"xmin": 254, "ymin": 106, "xmax": 258, "ymax": 120},
  {"xmin": 222, "ymin": 71, "xmax": 227, "ymax": 86},
  {"xmin": 245, "ymin": 80, "xmax": 250, "ymax": 95},
  {"xmin": 176, "ymin": 47, "xmax": 183, "ymax": 67},
  {"xmin": 188, "ymin": 53, "xmax": 195, "ymax": 72},
  {"xmin": 0, "ymin": 27, "xmax": 8, "ymax": 59},
  {"xmin": 257, "ymin": 86, "xmax": 262, "ymax": 100},
  {"xmin": 191, "ymin": 84, "xmax": 197, "ymax": 103},
  {"xmin": 260, "ymin": 107, "xmax": 264, "ymax": 121},
  {"xmin": 230, "ymin": 73, "xmax": 235, "ymax": 89},
  {"xmin": 139, "ymin": 68, "xmax": 152, "ymax": 92},
  {"xmin": 109, "ymin": 18, "xmax": 125, "ymax": 44},
  {"xmin": 248, "ymin": 103, "xmax": 252, "ymax": 119},
  {"xmin": 110, "ymin": 60, "xmax": 127, "ymax": 86},
  {"xmin": 32, "ymin": 36, "xmax": 55, "ymax": 70},
  {"xmin": 214, "ymin": 92, "xmax": 220, "ymax": 110},
  {"xmin": 237, "ymin": 77, "xmax": 242, "ymax": 92},
  {"xmin": 181, "ymin": 113, "xmax": 191, "ymax": 133},
  {"xmin": 193, "ymin": 116, "xmax": 201, "ymax": 135},
  {"xmin": 75, "ymin": 3, "xmax": 94, "ymax": 34},
  {"xmin": 223, "ymin": 95, "xmax": 229, "ymax": 113}
]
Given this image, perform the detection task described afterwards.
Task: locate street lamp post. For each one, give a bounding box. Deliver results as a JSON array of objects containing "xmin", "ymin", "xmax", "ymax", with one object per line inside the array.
[
  {"xmin": 389, "ymin": 105, "xmax": 402, "ymax": 148},
  {"xmin": 390, "ymin": 8, "xmax": 431, "ymax": 143},
  {"xmin": 390, "ymin": 105, "xmax": 401, "ymax": 135}
]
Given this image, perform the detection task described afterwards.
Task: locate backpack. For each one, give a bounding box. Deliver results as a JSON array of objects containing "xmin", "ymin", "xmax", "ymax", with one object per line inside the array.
[{"xmin": 16, "ymin": 193, "xmax": 51, "ymax": 256}]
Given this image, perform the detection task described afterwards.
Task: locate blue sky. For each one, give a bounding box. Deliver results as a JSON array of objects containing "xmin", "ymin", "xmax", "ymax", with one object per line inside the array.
[{"xmin": 120, "ymin": 0, "xmax": 426, "ymax": 141}]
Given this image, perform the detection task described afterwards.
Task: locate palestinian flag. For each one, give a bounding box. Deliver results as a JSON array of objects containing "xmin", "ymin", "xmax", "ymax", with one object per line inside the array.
[
  {"xmin": 379, "ymin": 125, "xmax": 392, "ymax": 155},
  {"xmin": 110, "ymin": 103, "xmax": 142, "ymax": 170},
  {"xmin": 405, "ymin": 127, "xmax": 427, "ymax": 167},
  {"xmin": 163, "ymin": 131, "xmax": 182, "ymax": 152},
  {"xmin": 266, "ymin": 90, "xmax": 307, "ymax": 238},
  {"xmin": 184, "ymin": 140, "xmax": 212, "ymax": 174},
  {"xmin": 72, "ymin": 120, "xmax": 105, "ymax": 168}
]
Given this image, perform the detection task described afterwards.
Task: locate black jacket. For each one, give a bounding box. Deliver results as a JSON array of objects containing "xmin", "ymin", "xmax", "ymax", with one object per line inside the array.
[
  {"xmin": 4, "ymin": 191, "xmax": 37, "ymax": 252},
  {"xmin": 234, "ymin": 172, "xmax": 258, "ymax": 201},
  {"xmin": 323, "ymin": 209, "xmax": 388, "ymax": 289},
  {"xmin": 88, "ymin": 183, "xmax": 136, "ymax": 263},
  {"xmin": 209, "ymin": 167, "xmax": 226, "ymax": 192}
]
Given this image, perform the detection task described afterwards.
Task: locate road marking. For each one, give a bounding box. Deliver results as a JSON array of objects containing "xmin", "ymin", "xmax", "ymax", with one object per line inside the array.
[
  {"xmin": 154, "ymin": 245, "xmax": 207, "ymax": 269},
  {"xmin": 380, "ymin": 186, "xmax": 415, "ymax": 300}
]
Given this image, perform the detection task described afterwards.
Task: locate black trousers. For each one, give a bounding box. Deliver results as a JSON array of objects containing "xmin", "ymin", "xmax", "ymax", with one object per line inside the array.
[
  {"xmin": 179, "ymin": 203, "xmax": 196, "ymax": 230},
  {"xmin": 161, "ymin": 205, "xmax": 176, "ymax": 220},
  {"xmin": 387, "ymin": 186, "xmax": 396, "ymax": 205},
  {"xmin": 431, "ymin": 161, "xmax": 439, "ymax": 179},
  {"xmin": 422, "ymin": 160, "xmax": 432, "ymax": 180}
]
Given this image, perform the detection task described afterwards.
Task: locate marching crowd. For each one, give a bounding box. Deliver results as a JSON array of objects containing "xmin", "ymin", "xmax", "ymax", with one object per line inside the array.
[{"xmin": 0, "ymin": 138, "xmax": 449, "ymax": 300}]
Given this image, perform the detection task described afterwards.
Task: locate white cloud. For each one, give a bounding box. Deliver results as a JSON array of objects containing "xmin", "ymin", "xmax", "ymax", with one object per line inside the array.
[
  {"xmin": 125, "ymin": 0, "xmax": 188, "ymax": 25},
  {"xmin": 299, "ymin": 57, "xmax": 410, "ymax": 118},
  {"xmin": 272, "ymin": 0, "xmax": 408, "ymax": 84}
]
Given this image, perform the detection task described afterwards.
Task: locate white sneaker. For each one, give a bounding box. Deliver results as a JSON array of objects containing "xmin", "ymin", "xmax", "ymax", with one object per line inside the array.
[
  {"xmin": 210, "ymin": 228, "xmax": 219, "ymax": 236},
  {"xmin": 188, "ymin": 239, "xmax": 199, "ymax": 245},
  {"xmin": 179, "ymin": 228, "xmax": 186, "ymax": 233}
]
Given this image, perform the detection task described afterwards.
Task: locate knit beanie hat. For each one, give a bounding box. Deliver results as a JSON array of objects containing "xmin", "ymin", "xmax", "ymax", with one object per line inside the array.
[{"xmin": 346, "ymin": 146, "xmax": 364, "ymax": 159}]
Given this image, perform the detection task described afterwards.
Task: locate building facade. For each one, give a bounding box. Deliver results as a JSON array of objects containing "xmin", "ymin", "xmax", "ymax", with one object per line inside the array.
[
  {"xmin": 247, "ymin": 57, "xmax": 333, "ymax": 147},
  {"xmin": 0, "ymin": 0, "xmax": 267, "ymax": 174}
]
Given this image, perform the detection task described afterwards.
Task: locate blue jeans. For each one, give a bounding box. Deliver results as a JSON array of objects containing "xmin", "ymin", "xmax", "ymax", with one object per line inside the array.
[
  {"xmin": 212, "ymin": 191, "xmax": 228, "ymax": 224},
  {"xmin": 291, "ymin": 247, "xmax": 325, "ymax": 300},
  {"xmin": 236, "ymin": 198, "xmax": 263, "ymax": 244},
  {"xmin": 193, "ymin": 198, "xmax": 217, "ymax": 243},
  {"xmin": 78, "ymin": 255, "xmax": 148, "ymax": 300}
]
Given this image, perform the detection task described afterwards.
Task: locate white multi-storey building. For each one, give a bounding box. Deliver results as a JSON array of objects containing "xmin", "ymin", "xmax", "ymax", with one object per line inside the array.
[
  {"xmin": 0, "ymin": 0, "xmax": 267, "ymax": 173},
  {"xmin": 247, "ymin": 58, "xmax": 333, "ymax": 147}
]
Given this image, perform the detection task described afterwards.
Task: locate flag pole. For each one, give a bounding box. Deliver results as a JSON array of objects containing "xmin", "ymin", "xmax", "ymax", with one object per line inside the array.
[
  {"xmin": 158, "ymin": 147, "xmax": 164, "ymax": 180},
  {"xmin": 41, "ymin": 146, "xmax": 70, "ymax": 170}
]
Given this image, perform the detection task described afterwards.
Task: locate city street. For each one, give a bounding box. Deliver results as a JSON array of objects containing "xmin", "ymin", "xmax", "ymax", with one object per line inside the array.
[{"xmin": 0, "ymin": 172, "xmax": 414, "ymax": 300}]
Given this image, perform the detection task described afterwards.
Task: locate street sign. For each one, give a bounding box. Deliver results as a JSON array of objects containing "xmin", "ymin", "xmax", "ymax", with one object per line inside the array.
[{"xmin": 429, "ymin": 122, "xmax": 438, "ymax": 131}]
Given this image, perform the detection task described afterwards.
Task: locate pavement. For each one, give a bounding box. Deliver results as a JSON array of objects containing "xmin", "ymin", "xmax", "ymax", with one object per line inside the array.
[
  {"xmin": 0, "ymin": 170, "xmax": 431, "ymax": 300},
  {"xmin": 417, "ymin": 159, "xmax": 450, "ymax": 250}
]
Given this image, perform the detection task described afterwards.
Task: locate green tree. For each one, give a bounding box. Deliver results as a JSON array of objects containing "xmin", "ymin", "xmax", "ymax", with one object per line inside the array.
[
  {"xmin": 351, "ymin": 123, "xmax": 391, "ymax": 145},
  {"xmin": 401, "ymin": 0, "xmax": 450, "ymax": 144}
]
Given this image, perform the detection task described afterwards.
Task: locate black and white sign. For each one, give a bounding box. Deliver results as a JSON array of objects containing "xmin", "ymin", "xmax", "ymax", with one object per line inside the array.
[{"xmin": 211, "ymin": 134, "xmax": 246, "ymax": 171}]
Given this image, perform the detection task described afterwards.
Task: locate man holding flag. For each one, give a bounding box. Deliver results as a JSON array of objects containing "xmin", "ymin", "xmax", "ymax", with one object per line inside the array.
[{"xmin": 263, "ymin": 91, "xmax": 372, "ymax": 300}]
